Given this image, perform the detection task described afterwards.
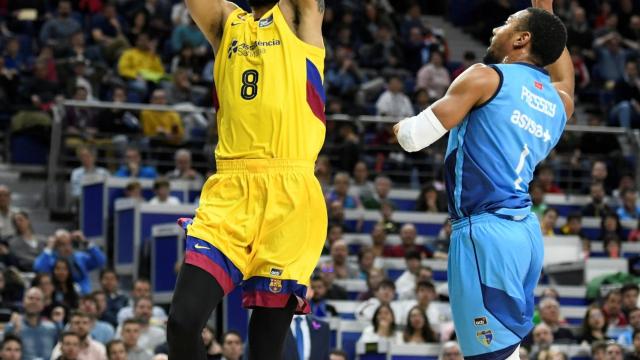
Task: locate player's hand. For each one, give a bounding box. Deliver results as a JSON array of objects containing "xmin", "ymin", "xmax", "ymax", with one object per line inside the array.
[{"xmin": 532, "ymin": 0, "xmax": 553, "ymax": 13}]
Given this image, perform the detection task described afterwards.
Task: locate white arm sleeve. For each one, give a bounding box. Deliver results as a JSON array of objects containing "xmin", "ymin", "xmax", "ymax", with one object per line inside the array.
[{"xmin": 396, "ymin": 107, "xmax": 448, "ymax": 152}]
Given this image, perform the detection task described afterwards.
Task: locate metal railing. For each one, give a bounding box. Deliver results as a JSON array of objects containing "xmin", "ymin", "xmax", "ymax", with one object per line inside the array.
[{"xmin": 46, "ymin": 100, "xmax": 640, "ymax": 211}]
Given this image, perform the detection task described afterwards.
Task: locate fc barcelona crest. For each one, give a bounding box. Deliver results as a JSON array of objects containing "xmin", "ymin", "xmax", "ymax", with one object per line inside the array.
[
  {"xmin": 476, "ymin": 330, "xmax": 493, "ymax": 346},
  {"xmin": 269, "ymin": 279, "xmax": 282, "ymax": 294}
]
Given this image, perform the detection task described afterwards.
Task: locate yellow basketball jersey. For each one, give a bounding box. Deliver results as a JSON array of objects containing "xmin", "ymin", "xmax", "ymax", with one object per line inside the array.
[{"xmin": 213, "ymin": 5, "xmax": 326, "ymax": 161}]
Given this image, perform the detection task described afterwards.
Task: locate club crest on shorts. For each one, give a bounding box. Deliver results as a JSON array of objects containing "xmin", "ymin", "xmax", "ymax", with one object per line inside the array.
[
  {"xmin": 270, "ymin": 268, "xmax": 283, "ymax": 277},
  {"xmin": 476, "ymin": 330, "xmax": 493, "ymax": 346},
  {"xmin": 269, "ymin": 279, "xmax": 282, "ymax": 293}
]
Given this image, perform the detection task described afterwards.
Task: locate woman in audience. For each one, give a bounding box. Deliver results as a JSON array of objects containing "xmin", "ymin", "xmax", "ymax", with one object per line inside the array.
[
  {"xmin": 31, "ymin": 272, "xmax": 59, "ymax": 319},
  {"xmin": 51, "ymin": 258, "xmax": 79, "ymax": 310},
  {"xmin": 8, "ymin": 211, "xmax": 45, "ymax": 271},
  {"xmin": 415, "ymin": 184, "xmax": 446, "ymax": 213},
  {"xmin": 402, "ymin": 306, "xmax": 437, "ymax": 344},
  {"xmin": 579, "ymin": 305, "xmax": 610, "ymax": 344},
  {"xmin": 358, "ymin": 304, "xmax": 400, "ymax": 344},
  {"xmin": 599, "ymin": 213, "xmax": 624, "ymax": 242},
  {"xmin": 540, "ymin": 208, "xmax": 559, "ymax": 236}
]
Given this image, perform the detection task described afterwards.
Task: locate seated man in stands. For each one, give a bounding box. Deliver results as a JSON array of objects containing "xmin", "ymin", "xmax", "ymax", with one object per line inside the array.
[
  {"xmin": 141, "ymin": 89, "xmax": 184, "ymax": 146},
  {"xmin": 70, "ymin": 146, "xmax": 109, "ymax": 200},
  {"xmin": 355, "ymin": 278, "xmax": 401, "ymax": 323},
  {"xmin": 99, "ymin": 269, "xmax": 128, "ymax": 327},
  {"xmin": 384, "ymin": 223, "xmax": 428, "ymax": 258},
  {"xmin": 117, "ymin": 278, "xmax": 166, "ymax": 325},
  {"xmin": 117, "ymin": 32, "xmax": 165, "ymax": 98},
  {"xmin": 0, "ymin": 334, "xmax": 22, "ymax": 360},
  {"xmin": 119, "ymin": 319, "xmax": 153, "ymax": 360},
  {"xmin": 165, "ymin": 149, "xmax": 203, "ymax": 183},
  {"xmin": 148, "ymin": 178, "xmax": 181, "ymax": 205},
  {"xmin": 116, "ymin": 296, "xmax": 165, "ymax": 353},
  {"xmin": 218, "ymin": 331, "xmax": 244, "ymax": 360},
  {"xmin": 308, "ymin": 274, "xmax": 338, "ymax": 318},
  {"xmin": 617, "ymin": 307, "xmax": 640, "ymax": 347},
  {"xmin": 361, "ymin": 175, "xmax": 393, "ymax": 210},
  {"xmin": 394, "ymin": 251, "xmax": 422, "ymax": 300},
  {"xmin": 34, "ymin": 229, "xmax": 106, "ymax": 295},
  {"xmin": 79, "ymin": 294, "xmax": 115, "ymax": 344},
  {"xmin": 603, "ymin": 289, "xmax": 629, "ymax": 337},
  {"xmin": 582, "ymin": 182, "xmax": 612, "ymax": 218},
  {"xmin": 529, "ymin": 323, "xmax": 554, "ymax": 360},
  {"xmin": 621, "ymin": 284, "xmax": 639, "ymax": 318},
  {"xmin": 538, "ymin": 297, "xmax": 576, "ymax": 343},
  {"xmin": 50, "ymin": 310, "xmax": 107, "ymax": 359},
  {"xmin": 114, "ymin": 148, "xmax": 157, "ymax": 179},
  {"xmin": 321, "ymin": 240, "xmax": 359, "ymax": 280},
  {"xmin": 440, "ymin": 341, "xmax": 463, "ymax": 360}
]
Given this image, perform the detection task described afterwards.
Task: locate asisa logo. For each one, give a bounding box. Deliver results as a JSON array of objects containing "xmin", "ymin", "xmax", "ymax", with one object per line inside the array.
[{"xmin": 510, "ymin": 109, "xmax": 552, "ymax": 143}]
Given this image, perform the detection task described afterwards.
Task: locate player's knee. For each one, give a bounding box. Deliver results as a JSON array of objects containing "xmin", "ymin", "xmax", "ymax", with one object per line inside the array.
[{"xmin": 167, "ymin": 310, "xmax": 199, "ymax": 340}]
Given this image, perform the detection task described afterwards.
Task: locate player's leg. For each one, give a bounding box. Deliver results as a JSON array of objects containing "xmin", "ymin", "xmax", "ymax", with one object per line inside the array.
[
  {"xmin": 247, "ymin": 295, "xmax": 298, "ymax": 360},
  {"xmin": 167, "ymin": 264, "xmax": 224, "ymax": 359}
]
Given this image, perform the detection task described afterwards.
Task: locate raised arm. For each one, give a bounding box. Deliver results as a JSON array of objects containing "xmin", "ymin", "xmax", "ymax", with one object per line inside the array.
[
  {"xmin": 278, "ymin": 0, "xmax": 325, "ymax": 48},
  {"xmin": 533, "ymin": 0, "xmax": 575, "ymax": 118},
  {"xmin": 393, "ymin": 64, "xmax": 500, "ymax": 152},
  {"xmin": 184, "ymin": 0, "xmax": 237, "ymax": 52}
]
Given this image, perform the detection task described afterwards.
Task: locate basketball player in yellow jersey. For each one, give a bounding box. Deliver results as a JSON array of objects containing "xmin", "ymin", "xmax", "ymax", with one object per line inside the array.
[{"xmin": 167, "ymin": 1, "xmax": 326, "ymax": 359}]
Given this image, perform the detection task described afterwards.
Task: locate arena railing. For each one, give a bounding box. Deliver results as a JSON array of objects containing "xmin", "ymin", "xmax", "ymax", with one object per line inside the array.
[{"xmin": 47, "ymin": 100, "xmax": 640, "ymax": 212}]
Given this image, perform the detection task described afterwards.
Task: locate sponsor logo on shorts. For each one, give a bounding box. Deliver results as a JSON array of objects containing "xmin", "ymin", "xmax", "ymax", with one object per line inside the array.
[
  {"xmin": 259, "ymin": 14, "xmax": 274, "ymax": 27},
  {"xmin": 194, "ymin": 244, "xmax": 210, "ymax": 250},
  {"xmin": 270, "ymin": 268, "xmax": 283, "ymax": 277},
  {"xmin": 269, "ymin": 279, "xmax": 282, "ymax": 294},
  {"xmin": 474, "ymin": 317, "xmax": 488, "ymax": 326},
  {"xmin": 476, "ymin": 330, "xmax": 493, "ymax": 346}
]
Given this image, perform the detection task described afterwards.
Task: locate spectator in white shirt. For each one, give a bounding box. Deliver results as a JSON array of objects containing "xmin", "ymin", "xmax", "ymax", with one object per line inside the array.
[
  {"xmin": 116, "ymin": 297, "xmax": 165, "ymax": 353},
  {"xmin": 117, "ymin": 279, "xmax": 167, "ymax": 325},
  {"xmin": 416, "ymin": 51, "xmax": 451, "ymax": 100},
  {"xmin": 395, "ymin": 250, "xmax": 422, "ymax": 300},
  {"xmin": 358, "ymin": 304, "xmax": 402, "ymax": 344},
  {"xmin": 375, "ymin": 76, "xmax": 415, "ymax": 118},
  {"xmin": 70, "ymin": 146, "xmax": 109, "ymax": 199},
  {"xmin": 356, "ymin": 279, "xmax": 402, "ymax": 323},
  {"xmin": 148, "ymin": 178, "xmax": 181, "ymax": 205}
]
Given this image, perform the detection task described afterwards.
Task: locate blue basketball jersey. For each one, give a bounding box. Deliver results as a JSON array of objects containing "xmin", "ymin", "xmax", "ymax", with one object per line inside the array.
[{"xmin": 444, "ymin": 63, "xmax": 567, "ymax": 220}]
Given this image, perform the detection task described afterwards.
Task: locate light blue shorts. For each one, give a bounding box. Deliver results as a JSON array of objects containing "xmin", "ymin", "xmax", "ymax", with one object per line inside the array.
[{"xmin": 448, "ymin": 213, "xmax": 543, "ymax": 359}]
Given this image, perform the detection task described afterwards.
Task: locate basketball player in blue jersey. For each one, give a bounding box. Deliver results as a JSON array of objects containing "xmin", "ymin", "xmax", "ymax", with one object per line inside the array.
[{"xmin": 394, "ymin": 0, "xmax": 573, "ymax": 359}]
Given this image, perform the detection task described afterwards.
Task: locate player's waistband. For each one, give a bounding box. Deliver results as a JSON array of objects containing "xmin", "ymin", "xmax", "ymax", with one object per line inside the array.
[
  {"xmin": 215, "ymin": 159, "xmax": 315, "ymax": 174},
  {"xmin": 451, "ymin": 210, "xmax": 532, "ymax": 230}
]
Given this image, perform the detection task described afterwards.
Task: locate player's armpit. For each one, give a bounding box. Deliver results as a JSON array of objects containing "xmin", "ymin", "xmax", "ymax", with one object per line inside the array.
[
  {"xmin": 430, "ymin": 63, "xmax": 501, "ymax": 130},
  {"xmin": 185, "ymin": 0, "xmax": 238, "ymax": 52},
  {"xmin": 278, "ymin": 0, "xmax": 324, "ymax": 49}
]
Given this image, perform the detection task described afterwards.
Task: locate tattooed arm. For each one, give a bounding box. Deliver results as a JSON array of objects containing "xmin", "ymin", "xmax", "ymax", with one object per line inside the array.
[{"xmin": 279, "ymin": 0, "xmax": 325, "ymax": 48}]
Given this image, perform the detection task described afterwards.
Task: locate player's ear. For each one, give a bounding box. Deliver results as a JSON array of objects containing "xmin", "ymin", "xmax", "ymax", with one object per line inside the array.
[{"xmin": 513, "ymin": 31, "xmax": 531, "ymax": 50}]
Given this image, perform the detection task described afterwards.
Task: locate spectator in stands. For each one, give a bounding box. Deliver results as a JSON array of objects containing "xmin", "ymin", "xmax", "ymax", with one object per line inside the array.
[
  {"xmin": 351, "ymin": 161, "xmax": 375, "ymax": 200},
  {"xmin": 57, "ymin": 331, "xmax": 82, "ymax": 360},
  {"xmin": 117, "ymin": 32, "xmax": 164, "ymax": 98},
  {"xmin": 357, "ymin": 247, "xmax": 376, "ymax": 279},
  {"xmin": 439, "ymin": 341, "xmax": 463, "ymax": 360},
  {"xmin": 315, "ymin": 155, "xmax": 332, "ymax": 193},
  {"xmin": 124, "ymin": 181, "xmax": 145, "ymax": 202},
  {"xmin": 70, "ymin": 146, "xmax": 109, "ymax": 200},
  {"xmin": 79, "ymin": 294, "xmax": 115, "ymax": 344},
  {"xmin": 594, "ymin": 32, "xmax": 631, "ymax": 83},
  {"xmin": 31, "ymin": 272, "xmax": 58, "ymax": 319},
  {"xmin": 375, "ymin": 75, "xmax": 414, "ymax": 118},
  {"xmin": 592, "ymin": 340, "xmax": 608, "ymax": 360},
  {"xmin": 379, "ymin": 200, "xmax": 399, "ymax": 234},
  {"xmin": 600, "ymin": 213, "xmax": 625, "ymax": 242},
  {"xmin": 538, "ymin": 297, "xmax": 575, "ymax": 343},
  {"xmin": 561, "ymin": 213, "xmax": 589, "ymax": 240},
  {"xmin": 51, "ymin": 310, "xmax": 107, "ymax": 360},
  {"xmin": 116, "ymin": 296, "xmax": 165, "ymax": 353},
  {"xmin": 323, "ymin": 240, "xmax": 358, "ymax": 280},
  {"xmin": 325, "ymin": 46, "xmax": 365, "ymax": 103},
  {"xmin": 355, "ymin": 279, "xmax": 398, "ymax": 323},
  {"xmin": 415, "ymin": 184, "xmax": 446, "ymax": 213},
  {"xmin": 95, "ymin": 86, "xmax": 141, "ymax": 145},
  {"xmin": 583, "ymin": 182, "xmax": 613, "ymax": 218},
  {"xmin": 149, "ymin": 178, "xmax": 180, "ymax": 205},
  {"xmin": 369, "ymin": 223, "xmax": 387, "ymax": 258},
  {"xmin": 106, "ymin": 339, "xmax": 127, "ymax": 360},
  {"xmin": 416, "ymin": 51, "xmax": 450, "ymax": 100},
  {"xmin": 385, "ymin": 223, "xmax": 426, "ymax": 258},
  {"xmin": 100, "ymin": 269, "xmax": 128, "ymax": 327},
  {"xmin": 141, "ymin": 89, "xmax": 185, "ymax": 146},
  {"xmin": 451, "ymin": 51, "xmax": 476, "ymax": 80},
  {"xmin": 580, "ymin": 305, "xmax": 611, "ymax": 344},
  {"xmin": 401, "ymin": 305, "xmax": 437, "ymax": 344},
  {"xmin": 329, "ymin": 350, "xmax": 348, "ymax": 360},
  {"xmin": 326, "ymin": 172, "xmax": 361, "ymax": 209},
  {"xmin": 5, "ymin": 287, "xmax": 58, "ymax": 360},
  {"xmin": 38, "ymin": 0, "xmax": 81, "ymax": 52},
  {"xmin": 166, "ymin": 149, "xmax": 203, "ymax": 183},
  {"xmin": 324, "ymin": 224, "xmax": 344, "ymax": 255},
  {"xmin": 163, "ymin": 67, "xmax": 205, "ymax": 105},
  {"xmin": 358, "ymin": 304, "xmax": 400, "ymax": 344},
  {"xmin": 530, "ymin": 182, "xmax": 548, "ymax": 219},
  {"xmin": 52, "ymin": 258, "xmax": 80, "ymax": 309},
  {"xmin": 90, "ymin": 3, "xmax": 128, "ymax": 63},
  {"xmin": 618, "ymin": 307, "xmax": 640, "ymax": 347},
  {"xmin": 0, "ymin": 185, "xmax": 17, "ymax": 239},
  {"xmin": 362, "ymin": 175, "xmax": 393, "ymax": 210},
  {"xmin": 617, "ymin": 189, "xmax": 640, "ymax": 220},
  {"xmin": 398, "ymin": 280, "xmax": 451, "ymax": 331},
  {"xmin": 309, "ymin": 274, "xmax": 338, "ymax": 318},
  {"xmin": 530, "ymin": 323, "xmax": 554, "ymax": 359},
  {"xmin": 119, "ymin": 319, "xmax": 153, "ymax": 360},
  {"xmin": 114, "ymin": 148, "xmax": 158, "ymax": 179},
  {"xmin": 117, "ymin": 278, "xmax": 167, "ymax": 325},
  {"xmin": 0, "ymin": 334, "xmax": 22, "ymax": 360},
  {"xmin": 519, "ymin": 346, "xmax": 529, "ymax": 360},
  {"xmin": 537, "ymin": 165, "xmax": 563, "ymax": 194},
  {"xmin": 357, "ymin": 267, "xmax": 385, "ymax": 301},
  {"xmin": 629, "ymin": 221, "xmax": 640, "ymax": 242},
  {"xmin": 8, "ymin": 211, "xmax": 45, "ymax": 271},
  {"xmin": 395, "ymin": 250, "xmax": 422, "ymax": 300},
  {"xmin": 218, "ymin": 330, "xmax": 244, "ymax": 360},
  {"xmin": 169, "ymin": 17, "xmax": 208, "ymax": 55},
  {"xmin": 587, "ymin": 161, "xmax": 613, "ymax": 195},
  {"xmin": 605, "ymin": 290, "xmax": 630, "ymax": 332},
  {"xmin": 34, "ymin": 229, "xmax": 106, "ymax": 295},
  {"xmin": 431, "ymin": 219, "xmax": 452, "ymax": 260},
  {"xmin": 614, "ymin": 175, "xmax": 637, "ymax": 205},
  {"xmin": 334, "ymin": 123, "xmax": 362, "ymax": 173},
  {"xmin": 622, "ymin": 285, "xmax": 640, "ymax": 318},
  {"xmin": 540, "ymin": 208, "xmax": 559, "ymax": 236},
  {"xmin": 606, "ymin": 342, "xmax": 625, "ymax": 360},
  {"xmin": 610, "ymin": 60, "xmax": 640, "ymax": 129},
  {"xmin": 625, "ymin": 330, "xmax": 640, "ymax": 359}
]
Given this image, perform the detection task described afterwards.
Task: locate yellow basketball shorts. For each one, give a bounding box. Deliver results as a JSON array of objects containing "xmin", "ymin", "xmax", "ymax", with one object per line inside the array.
[{"xmin": 184, "ymin": 159, "xmax": 328, "ymax": 314}]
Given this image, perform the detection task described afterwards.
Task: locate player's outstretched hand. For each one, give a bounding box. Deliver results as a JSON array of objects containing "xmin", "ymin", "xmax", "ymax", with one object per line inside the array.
[{"xmin": 532, "ymin": 0, "xmax": 553, "ymax": 13}]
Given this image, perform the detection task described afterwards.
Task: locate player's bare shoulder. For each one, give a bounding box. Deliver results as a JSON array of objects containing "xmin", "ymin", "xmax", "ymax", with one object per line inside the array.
[
  {"xmin": 278, "ymin": 0, "xmax": 325, "ymax": 49},
  {"xmin": 185, "ymin": 0, "xmax": 238, "ymax": 52}
]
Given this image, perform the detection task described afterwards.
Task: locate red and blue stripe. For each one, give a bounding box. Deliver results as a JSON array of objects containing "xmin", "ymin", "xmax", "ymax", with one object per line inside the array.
[
  {"xmin": 184, "ymin": 236, "xmax": 243, "ymax": 294},
  {"xmin": 242, "ymin": 276, "xmax": 311, "ymax": 314},
  {"xmin": 306, "ymin": 59, "xmax": 326, "ymax": 124}
]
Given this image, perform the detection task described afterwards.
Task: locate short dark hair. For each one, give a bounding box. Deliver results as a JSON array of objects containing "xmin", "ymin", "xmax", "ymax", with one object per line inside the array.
[
  {"xmin": 621, "ymin": 283, "xmax": 640, "ymax": 295},
  {"xmin": 123, "ymin": 318, "xmax": 141, "ymax": 327},
  {"xmin": 416, "ymin": 280, "xmax": 435, "ymax": 292},
  {"xmin": 404, "ymin": 250, "xmax": 422, "ymax": 261},
  {"xmin": 106, "ymin": 339, "xmax": 125, "ymax": 357},
  {"xmin": 330, "ymin": 349, "xmax": 348, "ymax": 360},
  {"xmin": 378, "ymin": 278, "xmax": 396, "ymax": 290},
  {"xmin": 69, "ymin": 310, "xmax": 91, "ymax": 321},
  {"xmin": 543, "ymin": 207, "xmax": 558, "ymax": 216},
  {"xmin": 567, "ymin": 212, "xmax": 582, "ymax": 223},
  {"xmin": 100, "ymin": 268, "xmax": 118, "ymax": 280},
  {"xmin": 1, "ymin": 334, "xmax": 21, "ymax": 349},
  {"xmin": 521, "ymin": 8, "xmax": 567, "ymax": 67},
  {"xmin": 60, "ymin": 331, "xmax": 80, "ymax": 343},
  {"xmin": 222, "ymin": 330, "xmax": 243, "ymax": 343}
]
